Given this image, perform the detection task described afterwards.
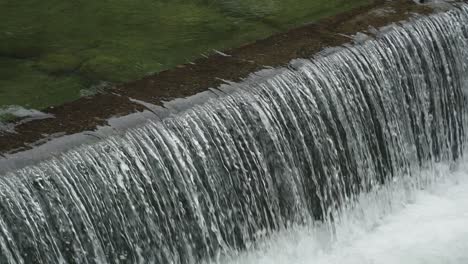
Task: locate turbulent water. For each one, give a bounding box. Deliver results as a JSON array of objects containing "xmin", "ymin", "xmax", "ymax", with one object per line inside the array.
[
  {"xmin": 221, "ymin": 160, "xmax": 468, "ymax": 264},
  {"xmin": 1, "ymin": 5, "xmax": 468, "ymax": 264}
]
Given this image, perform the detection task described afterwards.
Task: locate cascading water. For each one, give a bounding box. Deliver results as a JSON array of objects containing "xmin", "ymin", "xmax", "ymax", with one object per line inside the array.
[{"xmin": 1, "ymin": 5, "xmax": 468, "ymax": 264}]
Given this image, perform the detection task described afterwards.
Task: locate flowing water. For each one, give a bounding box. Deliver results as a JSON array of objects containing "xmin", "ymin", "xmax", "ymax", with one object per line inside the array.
[
  {"xmin": 1, "ymin": 5, "xmax": 468, "ymax": 264},
  {"xmin": 221, "ymin": 160, "xmax": 468, "ymax": 264}
]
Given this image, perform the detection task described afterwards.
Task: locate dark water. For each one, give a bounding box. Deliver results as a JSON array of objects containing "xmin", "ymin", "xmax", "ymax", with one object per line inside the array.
[
  {"xmin": 0, "ymin": 5, "xmax": 468, "ymax": 264},
  {"xmin": 0, "ymin": 0, "xmax": 369, "ymax": 111}
]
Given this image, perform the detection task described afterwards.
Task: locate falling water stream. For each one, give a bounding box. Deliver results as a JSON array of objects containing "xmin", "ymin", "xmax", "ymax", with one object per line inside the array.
[{"xmin": 1, "ymin": 5, "xmax": 468, "ymax": 264}]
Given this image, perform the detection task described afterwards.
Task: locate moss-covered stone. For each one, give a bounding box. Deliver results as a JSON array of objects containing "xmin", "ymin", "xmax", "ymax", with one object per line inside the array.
[
  {"xmin": 217, "ymin": 0, "xmax": 281, "ymax": 19},
  {"xmin": 0, "ymin": 58, "xmax": 87, "ymax": 109},
  {"xmin": 80, "ymin": 56, "xmax": 129, "ymax": 82},
  {"xmin": 0, "ymin": 0, "xmax": 372, "ymax": 110},
  {"xmin": 0, "ymin": 32, "xmax": 44, "ymax": 59},
  {"xmin": 35, "ymin": 53, "xmax": 82, "ymax": 74}
]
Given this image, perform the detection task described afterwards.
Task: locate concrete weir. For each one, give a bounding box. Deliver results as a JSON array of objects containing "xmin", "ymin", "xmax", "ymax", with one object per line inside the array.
[{"xmin": 0, "ymin": 0, "xmax": 439, "ymax": 157}]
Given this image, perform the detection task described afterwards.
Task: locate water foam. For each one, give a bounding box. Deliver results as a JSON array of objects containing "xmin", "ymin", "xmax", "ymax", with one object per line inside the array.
[{"xmin": 222, "ymin": 161, "xmax": 468, "ymax": 264}]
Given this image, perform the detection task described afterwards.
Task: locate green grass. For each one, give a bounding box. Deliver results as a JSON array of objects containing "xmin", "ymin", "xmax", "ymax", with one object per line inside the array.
[{"xmin": 0, "ymin": 0, "xmax": 371, "ymax": 110}]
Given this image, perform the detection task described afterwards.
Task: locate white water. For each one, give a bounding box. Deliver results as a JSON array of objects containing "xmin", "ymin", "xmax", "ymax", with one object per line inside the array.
[{"xmin": 223, "ymin": 161, "xmax": 468, "ymax": 264}]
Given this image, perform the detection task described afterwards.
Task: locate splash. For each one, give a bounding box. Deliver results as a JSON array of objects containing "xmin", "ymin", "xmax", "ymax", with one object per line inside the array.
[{"xmin": 220, "ymin": 160, "xmax": 468, "ymax": 264}]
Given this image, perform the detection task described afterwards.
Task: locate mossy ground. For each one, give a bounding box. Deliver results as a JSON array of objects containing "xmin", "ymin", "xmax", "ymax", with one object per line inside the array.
[{"xmin": 0, "ymin": 0, "xmax": 370, "ymax": 110}]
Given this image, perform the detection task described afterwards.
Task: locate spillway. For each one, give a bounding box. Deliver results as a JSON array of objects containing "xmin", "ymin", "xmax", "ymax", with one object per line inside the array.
[{"xmin": 1, "ymin": 5, "xmax": 468, "ymax": 264}]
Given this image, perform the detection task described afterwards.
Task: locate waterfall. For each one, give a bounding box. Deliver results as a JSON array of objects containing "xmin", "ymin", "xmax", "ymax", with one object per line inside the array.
[{"xmin": 1, "ymin": 5, "xmax": 468, "ymax": 264}]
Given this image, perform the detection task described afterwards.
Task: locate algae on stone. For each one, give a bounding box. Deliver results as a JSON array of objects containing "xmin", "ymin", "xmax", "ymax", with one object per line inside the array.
[
  {"xmin": 36, "ymin": 53, "xmax": 82, "ymax": 74},
  {"xmin": 0, "ymin": 0, "xmax": 371, "ymax": 110},
  {"xmin": 0, "ymin": 58, "xmax": 86, "ymax": 109}
]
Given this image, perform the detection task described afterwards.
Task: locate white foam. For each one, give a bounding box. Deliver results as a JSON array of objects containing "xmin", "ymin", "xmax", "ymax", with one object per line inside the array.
[
  {"xmin": 0, "ymin": 105, "xmax": 53, "ymax": 119},
  {"xmin": 221, "ymin": 161, "xmax": 468, "ymax": 264}
]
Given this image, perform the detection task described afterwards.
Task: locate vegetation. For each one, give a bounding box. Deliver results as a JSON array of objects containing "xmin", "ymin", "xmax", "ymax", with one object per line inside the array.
[{"xmin": 0, "ymin": 0, "xmax": 370, "ymax": 110}]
